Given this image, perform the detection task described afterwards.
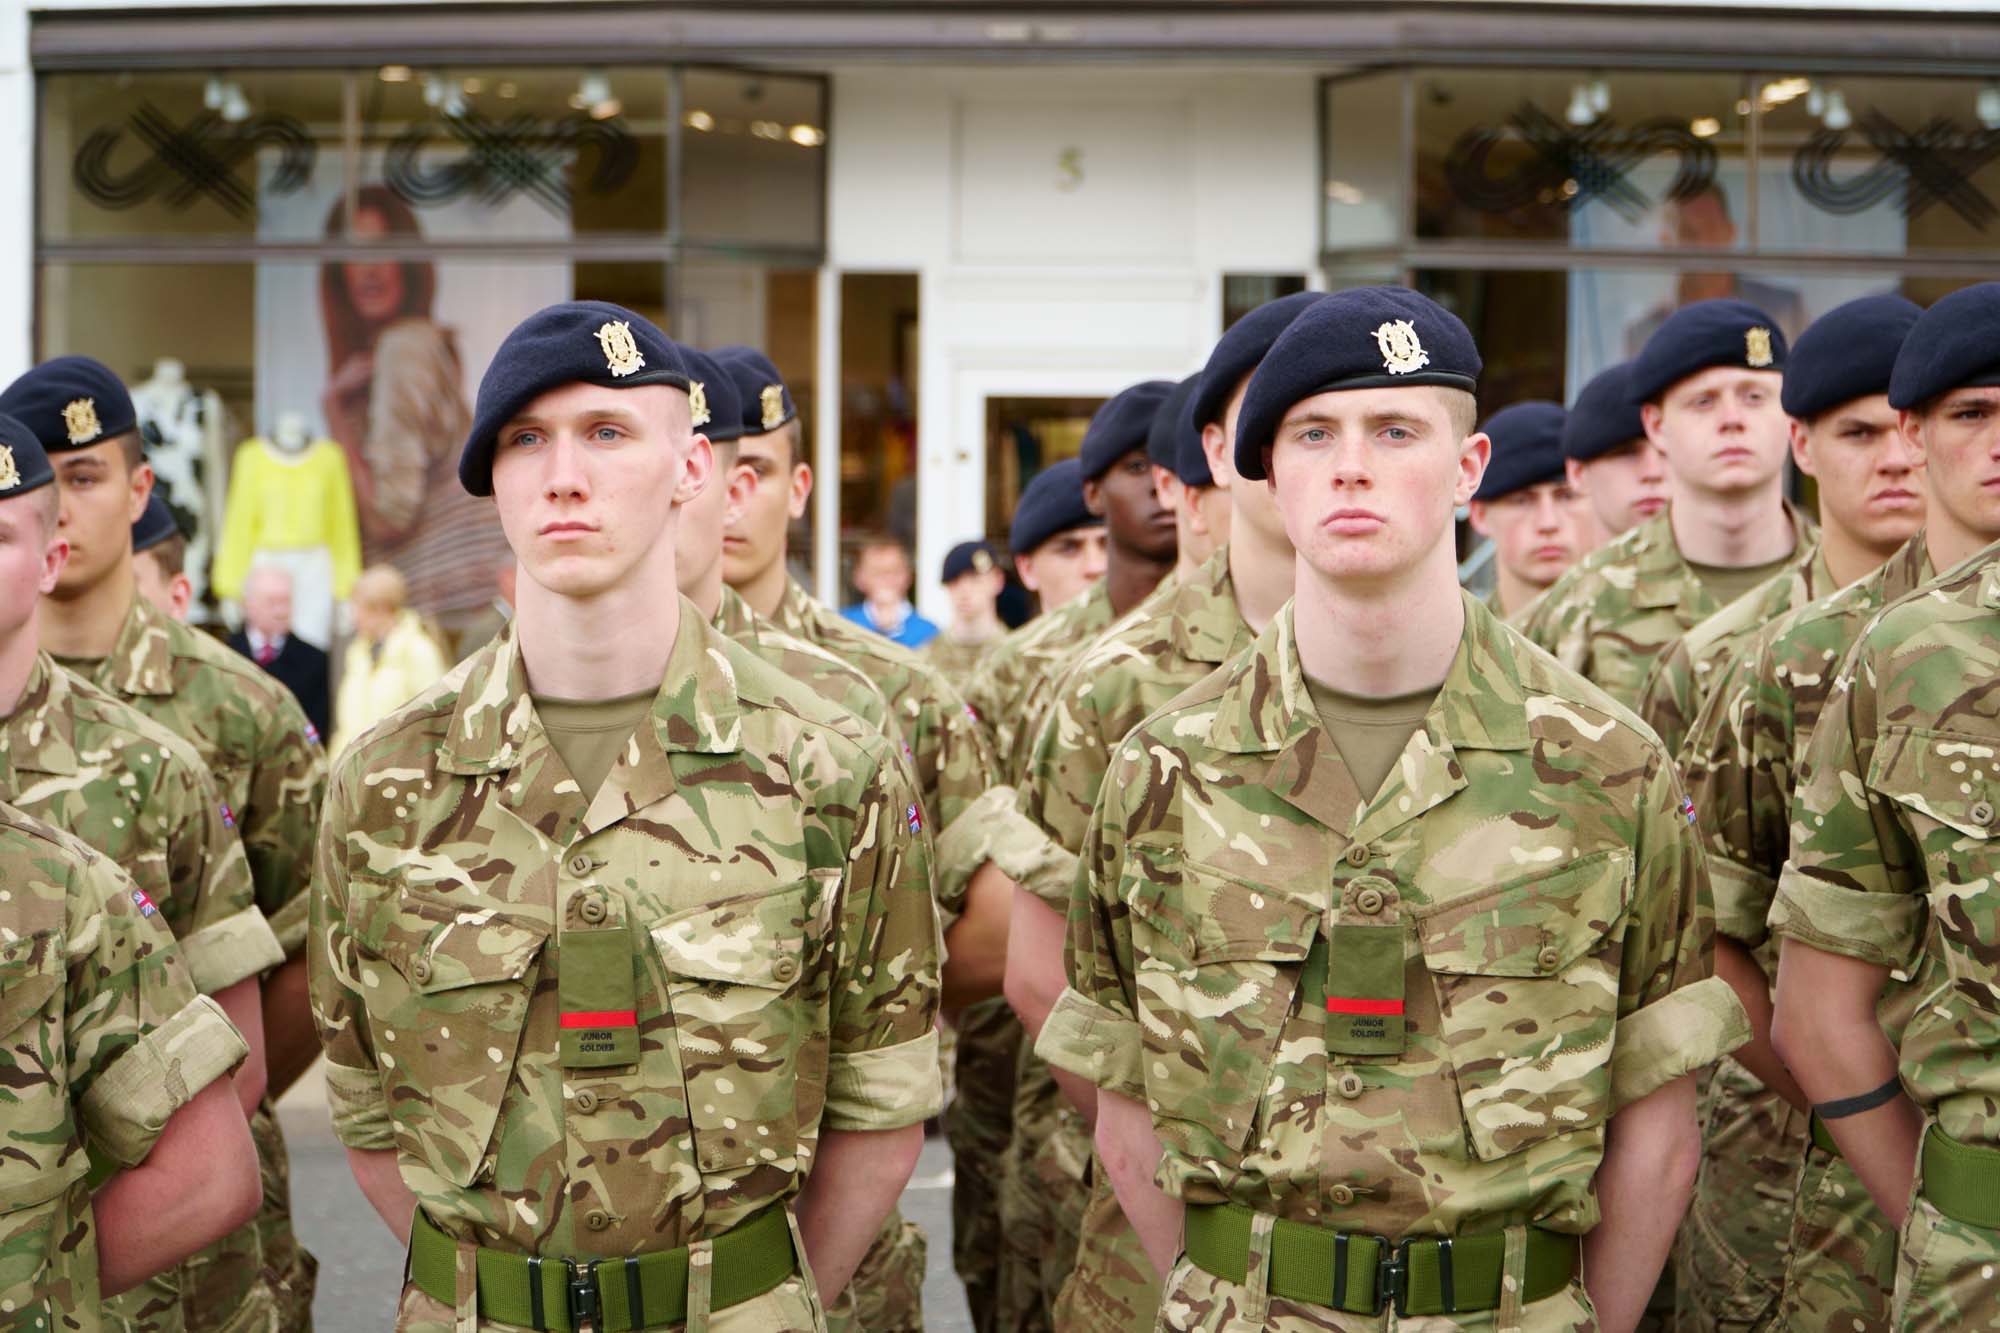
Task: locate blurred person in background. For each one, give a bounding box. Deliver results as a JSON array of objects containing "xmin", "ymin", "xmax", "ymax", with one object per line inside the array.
[
  {"xmin": 131, "ymin": 492, "xmax": 194, "ymax": 622},
  {"xmin": 925, "ymin": 539, "xmax": 1008, "ymax": 684},
  {"xmin": 229, "ymin": 564, "xmax": 331, "ymax": 743},
  {"xmin": 842, "ymin": 534, "xmax": 941, "ymax": 648},
  {"xmin": 330, "ymin": 562, "xmax": 447, "ymax": 755}
]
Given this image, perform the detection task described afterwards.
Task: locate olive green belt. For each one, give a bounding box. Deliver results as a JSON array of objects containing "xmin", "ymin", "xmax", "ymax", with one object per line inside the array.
[
  {"xmin": 406, "ymin": 1204, "xmax": 795, "ymax": 1331},
  {"xmin": 1921, "ymin": 1124, "xmax": 2000, "ymax": 1231},
  {"xmin": 1183, "ymin": 1203, "xmax": 1580, "ymax": 1317}
]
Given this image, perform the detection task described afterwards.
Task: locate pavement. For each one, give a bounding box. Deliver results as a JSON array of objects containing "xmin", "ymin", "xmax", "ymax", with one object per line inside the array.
[{"xmin": 276, "ymin": 1066, "xmax": 973, "ymax": 1331}]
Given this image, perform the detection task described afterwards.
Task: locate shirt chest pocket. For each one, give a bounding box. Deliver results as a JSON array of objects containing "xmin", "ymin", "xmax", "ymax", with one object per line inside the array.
[
  {"xmin": 0, "ymin": 931, "xmax": 80, "ymax": 1214},
  {"xmin": 1870, "ymin": 727, "xmax": 2000, "ymax": 992},
  {"xmin": 1414, "ymin": 848, "xmax": 1631, "ymax": 1162},
  {"xmin": 1123, "ymin": 848, "xmax": 1319, "ymax": 1161},
  {"xmin": 650, "ymin": 871, "xmax": 834, "ymax": 1183},
  {"xmin": 346, "ymin": 884, "xmax": 550, "ymax": 1188}
]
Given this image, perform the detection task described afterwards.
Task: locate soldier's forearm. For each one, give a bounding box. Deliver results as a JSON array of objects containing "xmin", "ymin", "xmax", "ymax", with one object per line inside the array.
[
  {"xmin": 1713, "ymin": 937, "xmax": 1807, "ymax": 1112},
  {"xmin": 1094, "ymin": 1089, "xmax": 1181, "ymax": 1280},
  {"xmin": 346, "ymin": 1147, "xmax": 417, "ymax": 1246},
  {"xmin": 1001, "ymin": 889, "xmax": 1068, "ymax": 1039},
  {"xmin": 261, "ymin": 953, "xmax": 319, "ymax": 1099},
  {"xmin": 942, "ymin": 860, "xmax": 1012, "ymax": 1012},
  {"xmin": 95, "ymin": 1079, "xmax": 261, "ymax": 1296},
  {"xmin": 212, "ymin": 976, "xmax": 268, "ymax": 1117},
  {"xmin": 1586, "ymin": 1074, "xmax": 1699, "ymax": 1333},
  {"xmin": 795, "ymin": 1124, "xmax": 924, "ymax": 1303}
]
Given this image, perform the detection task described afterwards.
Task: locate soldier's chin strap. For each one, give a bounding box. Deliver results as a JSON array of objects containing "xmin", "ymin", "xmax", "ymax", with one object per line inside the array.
[{"xmin": 1812, "ymin": 1074, "xmax": 1904, "ymax": 1121}]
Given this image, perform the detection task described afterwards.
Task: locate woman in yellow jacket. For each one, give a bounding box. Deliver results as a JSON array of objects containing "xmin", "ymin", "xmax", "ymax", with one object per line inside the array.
[{"xmin": 331, "ymin": 564, "xmax": 449, "ymax": 756}]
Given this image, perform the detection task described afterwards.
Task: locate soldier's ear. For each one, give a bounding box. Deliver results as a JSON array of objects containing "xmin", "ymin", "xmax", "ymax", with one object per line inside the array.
[
  {"xmin": 1455, "ymin": 432, "xmax": 1491, "ymax": 508},
  {"xmin": 674, "ymin": 435, "xmax": 715, "ymax": 508}
]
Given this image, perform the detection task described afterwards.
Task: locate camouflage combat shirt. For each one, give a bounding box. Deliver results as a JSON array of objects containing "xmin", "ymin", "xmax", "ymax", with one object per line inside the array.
[
  {"xmin": 1519, "ymin": 504, "xmax": 1817, "ymax": 710},
  {"xmin": 0, "ymin": 800, "xmax": 248, "ymax": 1330},
  {"xmin": 1636, "ymin": 541, "xmax": 1835, "ymax": 757},
  {"xmin": 1039, "ymin": 595, "xmax": 1748, "ymax": 1237},
  {"xmin": 769, "ymin": 578, "xmax": 1005, "ymax": 918},
  {"xmin": 1, "ymin": 654, "xmax": 284, "ymax": 997},
  {"xmin": 922, "ymin": 633, "xmax": 998, "ymax": 689},
  {"xmin": 1773, "ymin": 543, "xmax": 2000, "ymax": 1149},
  {"xmin": 311, "ymin": 605, "xmax": 943, "ymax": 1258},
  {"xmin": 963, "ymin": 582, "xmax": 1116, "ymax": 783}
]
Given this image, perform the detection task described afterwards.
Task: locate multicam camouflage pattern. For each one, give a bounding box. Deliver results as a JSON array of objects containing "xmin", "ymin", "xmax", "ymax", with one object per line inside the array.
[
  {"xmin": 713, "ymin": 587, "xmax": 894, "ymax": 743},
  {"xmin": 0, "ymin": 654, "xmax": 284, "ymax": 996},
  {"xmin": 1518, "ymin": 505, "xmax": 1816, "ymax": 709},
  {"xmin": 945, "ymin": 997, "xmax": 1021, "ymax": 1333},
  {"xmin": 962, "ymin": 581, "xmax": 1115, "ymax": 781},
  {"xmin": 74, "ymin": 594, "xmax": 324, "ymax": 1332},
  {"xmin": 1152, "ymin": 1259, "xmax": 1606, "ymax": 1333},
  {"xmin": 0, "ymin": 801, "xmax": 248, "ymax": 1331},
  {"xmin": 1038, "ymin": 596, "xmax": 1747, "ymax": 1329},
  {"xmin": 1005, "ymin": 549, "xmax": 1253, "ymax": 1328},
  {"xmin": 771, "ymin": 577, "xmax": 1002, "ymax": 924},
  {"xmin": 1774, "ymin": 543, "xmax": 2000, "ymax": 1329},
  {"xmin": 922, "ymin": 632, "xmax": 999, "ymax": 689},
  {"xmin": 309, "ymin": 606, "xmax": 942, "ymax": 1330},
  {"xmin": 1636, "ymin": 544, "xmax": 1832, "ymax": 758}
]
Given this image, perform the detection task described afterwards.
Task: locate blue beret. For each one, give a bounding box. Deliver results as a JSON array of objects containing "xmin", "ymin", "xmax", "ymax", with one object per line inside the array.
[
  {"xmin": 1234, "ymin": 286, "xmax": 1481, "ymax": 481},
  {"xmin": 1562, "ymin": 362, "xmax": 1647, "ymax": 463},
  {"xmin": 942, "ymin": 540, "xmax": 1000, "ymax": 583},
  {"xmin": 460, "ymin": 301, "xmax": 692, "ymax": 496},
  {"xmin": 1080, "ymin": 380, "xmax": 1175, "ymax": 482},
  {"xmin": 712, "ymin": 346, "xmax": 797, "ymax": 436},
  {"xmin": 1628, "ymin": 299, "xmax": 1787, "ymax": 404},
  {"xmin": 1009, "ymin": 458, "xmax": 1101, "ymax": 556},
  {"xmin": 1473, "ymin": 401, "xmax": 1568, "ymax": 502},
  {"xmin": 1190, "ymin": 291, "xmax": 1324, "ymax": 431},
  {"xmin": 132, "ymin": 493, "xmax": 183, "ymax": 554},
  {"xmin": 0, "ymin": 412, "xmax": 54, "ymax": 498},
  {"xmin": 0, "ymin": 356, "xmax": 139, "ymax": 457},
  {"xmin": 681, "ymin": 348, "xmax": 744, "ymax": 445},
  {"xmin": 1782, "ymin": 294, "xmax": 1923, "ymax": 420},
  {"xmin": 1147, "ymin": 375, "xmax": 1212, "ymax": 487},
  {"xmin": 1888, "ymin": 282, "xmax": 2000, "ymax": 411}
]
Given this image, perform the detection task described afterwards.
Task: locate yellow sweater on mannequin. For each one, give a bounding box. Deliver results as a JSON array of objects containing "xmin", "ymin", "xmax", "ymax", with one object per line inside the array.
[{"xmin": 213, "ymin": 437, "xmax": 363, "ymax": 602}]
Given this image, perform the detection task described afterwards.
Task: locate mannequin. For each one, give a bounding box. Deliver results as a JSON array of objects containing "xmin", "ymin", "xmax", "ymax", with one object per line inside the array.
[
  {"xmin": 214, "ymin": 411, "xmax": 362, "ymax": 648},
  {"xmin": 130, "ymin": 357, "xmax": 230, "ymax": 621}
]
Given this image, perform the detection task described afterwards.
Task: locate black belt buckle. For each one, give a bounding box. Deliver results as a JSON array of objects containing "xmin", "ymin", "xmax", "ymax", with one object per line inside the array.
[
  {"xmin": 566, "ymin": 1258, "xmax": 602, "ymax": 1331},
  {"xmin": 1375, "ymin": 1237, "xmax": 1411, "ymax": 1316}
]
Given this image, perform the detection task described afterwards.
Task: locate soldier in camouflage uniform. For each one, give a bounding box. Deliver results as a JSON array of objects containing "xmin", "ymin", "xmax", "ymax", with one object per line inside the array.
[
  {"xmin": 1005, "ymin": 294, "xmax": 1313, "ymax": 1333},
  {"xmin": 0, "ymin": 359, "xmax": 324, "ymax": 1331},
  {"xmin": 0, "ymin": 798, "xmax": 262, "ymax": 1331},
  {"xmin": 1149, "ymin": 374, "xmax": 1231, "ymax": 582},
  {"xmin": 1645, "ymin": 294, "xmax": 1928, "ymax": 1333},
  {"xmin": 1770, "ymin": 283, "xmax": 2000, "ymax": 1331},
  {"xmin": 1520, "ymin": 300, "xmax": 1815, "ymax": 710},
  {"xmin": 1464, "ymin": 402, "xmax": 1595, "ymax": 619},
  {"xmin": 1040, "ymin": 286, "xmax": 1748, "ymax": 1332},
  {"xmin": 925, "ymin": 541, "xmax": 1009, "ymax": 687},
  {"xmin": 1561, "ymin": 361, "xmax": 1667, "ymax": 542},
  {"xmin": 310, "ymin": 302, "xmax": 942, "ymax": 1332}
]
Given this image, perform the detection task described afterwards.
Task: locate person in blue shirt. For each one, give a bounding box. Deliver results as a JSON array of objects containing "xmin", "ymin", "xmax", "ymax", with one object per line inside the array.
[{"xmin": 841, "ymin": 533, "xmax": 941, "ymax": 649}]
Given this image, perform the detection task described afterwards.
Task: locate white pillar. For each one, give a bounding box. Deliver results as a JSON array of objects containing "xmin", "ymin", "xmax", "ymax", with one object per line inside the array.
[{"xmin": 0, "ymin": 0, "xmax": 33, "ymax": 377}]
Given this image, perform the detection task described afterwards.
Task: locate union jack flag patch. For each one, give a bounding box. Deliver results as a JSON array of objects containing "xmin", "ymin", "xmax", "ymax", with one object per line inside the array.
[
  {"xmin": 131, "ymin": 888, "xmax": 156, "ymax": 918},
  {"xmin": 1681, "ymin": 795, "xmax": 1697, "ymax": 826},
  {"xmin": 220, "ymin": 804, "xmax": 236, "ymax": 829},
  {"xmin": 304, "ymin": 722, "xmax": 321, "ymax": 747},
  {"xmin": 907, "ymin": 804, "xmax": 924, "ymax": 834}
]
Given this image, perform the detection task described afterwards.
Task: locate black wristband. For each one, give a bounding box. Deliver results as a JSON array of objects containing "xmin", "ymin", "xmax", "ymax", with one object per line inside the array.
[{"xmin": 1814, "ymin": 1075, "xmax": 1905, "ymax": 1121}]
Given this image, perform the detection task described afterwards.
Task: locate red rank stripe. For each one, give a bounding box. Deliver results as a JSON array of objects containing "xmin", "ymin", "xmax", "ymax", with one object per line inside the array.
[
  {"xmin": 1326, "ymin": 997, "xmax": 1404, "ymax": 1016},
  {"xmin": 560, "ymin": 1010, "xmax": 637, "ymax": 1029}
]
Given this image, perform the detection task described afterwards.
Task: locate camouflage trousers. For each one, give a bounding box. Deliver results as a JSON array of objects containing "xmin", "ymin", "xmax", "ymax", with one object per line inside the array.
[
  {"xmin": 1054, "ymin": 1159, "xmax": 1162, "ymax": 1332},
  {"xmin": 102, "ymin": 1098, "xmax": 316, "ymax": 1331},
  {"xmin": 1670, "ymin": 1058, "xmax": 1805, "ymax": 1332},
  {"xmin": 1893, "ymin": 1156, "xmax": 2000, "ymax": 1332},
  {"xmin": 1155, "ymin": 1243, "xmax": 1602, "ymax": 1331},
  {"xmin": 945, "ymin": 998, "xmax": 1021, "ymax": 1333},
  {"xmin": 1774, "ymin": 1142, "xmax": 1896, "ymax": 1332},
  {"xmin": 996, "ymin": 1061, "xmax": 1089, "ymax": 1332},
  {"xmin": 824, "ymin": 1209, "xmax": 925, "ymax": 1333}
]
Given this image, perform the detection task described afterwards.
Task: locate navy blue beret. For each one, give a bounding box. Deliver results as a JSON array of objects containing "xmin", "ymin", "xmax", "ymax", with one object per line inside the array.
[
  {"xmin": 1563, "ymin": 362, "xmax": 1647, "ymax": 463},
  {"xmin": 0, "ymin": 412, "xmax": 54, "ymax": 498},
  {"xmin": 681, "ymin": 347, "xmax": 744, "ymax": 445},
  {"xmin": 1888, "ymin": 282, "xmax": 2000, "ymax": 411},
  {"xmin": 1147, "ymin": 375, "xmax": 1212, "ymax": 487},
  {"xmin": 460, "ymin": 301, "xmax": 692, "ymax": 496},
  {"xmin": 0, "ymin": 356, "xmax": 140, "ymax": 457},
  {"xmin": 1782, "ymin": 294, "xmax": 1923, "ymax": 420},
  {"xmin": 712, "ymin": 346, "xmax": 797, "ymax": 436},
  {"xmin": 942, "ymin": 540, "xmax": 1000, "ymax": 583},
  {"xmin": 1629, "ymin": 299, "xmax": 1787, "ymax": 405},
  {"xmin": 1190, "ymin": 290, "xmax": 1324, "ymax": 431},
  {"xmin": 1473, "ymin": 401, "xmax": 1568, "ymax": 502},
  {"xmin": 1080, "ymin": 381, "xmax": 1175, "ymax": 482},
  {"xmin": 1234, "ymin": 286, "xmax": 1481, "ymax": 481},
  {"xmin": 1010, "ymin": 458, "xmax": 1101, "ymax": 556},
  {"xmin": 131, "ymin": 493, "xmax": 183, "ymax": 554}
]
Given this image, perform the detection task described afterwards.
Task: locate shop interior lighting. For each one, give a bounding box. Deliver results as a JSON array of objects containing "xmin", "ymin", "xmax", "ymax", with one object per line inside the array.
[
  {"xmin": 1822, "ymin": 88, "xmax": 1852, "ymax": 131},
  {"xmin": 1587, "ymin": 78, "xmax": 1611, "ymax": 116},
  {"xmin": 573, "ymin": 70, "xmax": 618, "ymax": 119},
  {"xmin": 205, "ymin": 77, "xmax": 250, "ymax": 123},
  {"xmin": 685, "ymin": 109, "xmax": 716, "ymax": 132},
  {"xmin": 421, "ymin": 75, "xmax": 467, "ymax": 118},
  {"xmin": 1564, "ymin": 83, "xmax": 1596, "ymax": 126},
  {"xmin": 378, "ymin": 65, "xmax": 413, "ymax": 84},
  {"xmin": 751, "ymin": 119, "xmax": 786, "ymax": 140},
  {"xmin": 497, "ymin": 81, "xmax": 518, "ymax": 100},
  {"xmin": 461, "ymin": 77, "xmax": 486, "ymax": 95},
  {"xmin": 1807, "ymin": 86, "xmax": 1826, "ymax": 117},
  {"xmin": 1758, "ymin": 76, "xmax": 1813, "ymax": 111},
  {"xmin": 1979, "ymin": 83, "xmax": 2000, "ymax": 130},
  {"xmin": 1689, "ymin": 116, "xmax": 1722, "ymax": 139},
  {"xmin": 789, "ymin": 124, "xmax": 827, "ymax": 147}
]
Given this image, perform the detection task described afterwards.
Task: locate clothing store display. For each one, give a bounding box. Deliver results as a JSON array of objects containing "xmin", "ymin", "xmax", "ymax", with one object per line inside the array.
[
  {"xmin": 215, "ymin": 428, "xmax": 362, "ymax": 648},
  {"xmin": 131, "ymin": 358, "xmax": 230, "ymax": 619}
]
